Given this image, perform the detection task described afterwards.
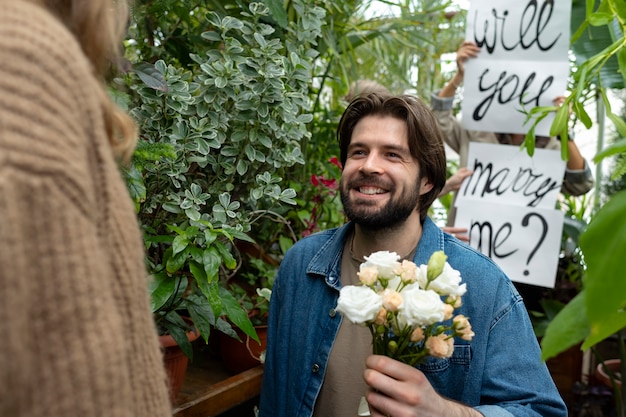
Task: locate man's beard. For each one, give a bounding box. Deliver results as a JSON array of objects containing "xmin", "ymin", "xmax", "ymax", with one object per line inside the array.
[{"xmin": 340, "ymin": 174, "xmax": 421, "ymax": 231}]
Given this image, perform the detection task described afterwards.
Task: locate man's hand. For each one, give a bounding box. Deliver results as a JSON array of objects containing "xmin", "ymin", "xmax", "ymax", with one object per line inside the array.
[{"xmin": 363, "ymin": 355, "xmax": 482, "ymax": 417}]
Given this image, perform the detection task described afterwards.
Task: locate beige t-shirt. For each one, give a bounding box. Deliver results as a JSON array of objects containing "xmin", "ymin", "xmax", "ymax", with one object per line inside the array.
[
  {"xmin": 313, "ymin": 233, "xmax": 417, "ymax": 416},
  {"xmin": 313, "ymin": 236, "xmax": 371, "ymax": 417}
]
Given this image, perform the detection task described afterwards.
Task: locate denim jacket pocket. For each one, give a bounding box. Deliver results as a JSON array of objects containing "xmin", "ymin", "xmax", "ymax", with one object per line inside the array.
[{"xmin": 417, "ymin": 344, "xmax": 471, "ymax": 396}]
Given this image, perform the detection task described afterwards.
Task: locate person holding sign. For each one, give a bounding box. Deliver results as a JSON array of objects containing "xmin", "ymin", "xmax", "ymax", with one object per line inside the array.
[
  {"xmin": 258, "ymin": 93, "xmax": 567, "ymax": 417},
  {"xmin": 430, "ymin": 41, "xmax": 594, "ymax": 227}
]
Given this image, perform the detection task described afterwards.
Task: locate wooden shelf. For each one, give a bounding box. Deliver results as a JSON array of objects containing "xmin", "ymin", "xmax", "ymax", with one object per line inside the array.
[{"xmin": 173, "ymin": 343, "xmax": 264, "ymax": 417}]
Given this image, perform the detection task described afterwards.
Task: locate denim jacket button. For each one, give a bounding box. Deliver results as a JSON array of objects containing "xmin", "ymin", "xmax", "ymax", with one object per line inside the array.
[
  {"xmin": 329, "ymin": 308, "xmax": 336, "ymax": 317},
  {"xmin": 312, "ymin": 364, "xmax": 320, "ymax": 373}
]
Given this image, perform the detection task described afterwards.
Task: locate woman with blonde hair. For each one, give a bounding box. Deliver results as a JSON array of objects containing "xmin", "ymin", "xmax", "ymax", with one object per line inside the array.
[{"xmin": 0, "ymin": 1, "xmax": 172, "ymax": 416}]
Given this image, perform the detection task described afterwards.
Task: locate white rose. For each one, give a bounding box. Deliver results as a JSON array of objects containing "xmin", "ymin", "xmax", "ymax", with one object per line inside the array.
[
  {"xmin": 427, "ymin": 263, "xmax": 466, "ymax": 297},
  {"xmin": 363, "ymin": 251, "xmax": 400, "ymax": 279},
  {"xmin": 336, "ymin": 285, "xmax": 383, "ymax": 324},
  {"xmin": 397, "ymin": 286, "xmax": 445, "ymax": 327},
  {"xmin": 416, "ymin": 264, "xmax": 429, "ymax": 289}
]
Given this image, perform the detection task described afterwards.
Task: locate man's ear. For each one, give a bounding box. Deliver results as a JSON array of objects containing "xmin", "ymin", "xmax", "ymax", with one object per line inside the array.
[{"xmin": 420, "ymin": 178, "xmax": 434, "ymax": 196}]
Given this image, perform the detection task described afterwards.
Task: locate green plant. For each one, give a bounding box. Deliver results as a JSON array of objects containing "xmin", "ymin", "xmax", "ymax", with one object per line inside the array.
[
  {"xmin": 120, "ymin": 1, "xmax": 325, "ymax": 358},
  {"xmin": 118, "ymin": 0, "xmax": 472, "ymax": 360},
  {"xmin": 526, "ymin": 1, "xmax": 626, "ymax": 416}
]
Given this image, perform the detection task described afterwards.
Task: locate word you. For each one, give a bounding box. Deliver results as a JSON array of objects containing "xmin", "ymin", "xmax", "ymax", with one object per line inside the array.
[{"xmin": 472, "ymin": 69, "xmax": 553, "ymax": 121}]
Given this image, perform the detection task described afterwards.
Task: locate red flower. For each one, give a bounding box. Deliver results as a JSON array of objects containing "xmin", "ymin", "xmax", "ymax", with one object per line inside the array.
[{"xmin": 329, "ymin": 156, "xmax": 342, "ymax": 169}]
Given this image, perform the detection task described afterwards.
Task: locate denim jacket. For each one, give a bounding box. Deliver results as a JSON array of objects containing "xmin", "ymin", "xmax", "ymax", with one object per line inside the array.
[{"xmin": 258, "ymin": 218, "xmax": 567, "ymax": 417}]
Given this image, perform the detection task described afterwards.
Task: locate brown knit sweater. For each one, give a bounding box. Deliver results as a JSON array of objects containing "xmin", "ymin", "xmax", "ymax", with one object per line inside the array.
[{"xmin": 0, "ymin": 2, "xmax": 172, "ymax": 416}]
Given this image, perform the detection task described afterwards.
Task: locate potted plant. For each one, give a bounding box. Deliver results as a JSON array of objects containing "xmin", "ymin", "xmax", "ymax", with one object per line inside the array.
[{"xmin": 119, "ymin": 1, "xmax": 325, "ymax": 358}]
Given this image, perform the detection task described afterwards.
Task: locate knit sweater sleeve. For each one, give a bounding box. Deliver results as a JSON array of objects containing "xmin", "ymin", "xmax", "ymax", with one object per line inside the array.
[{"xmin": 0, "ymin": 3, "xmax": 172, "ymax": 417}]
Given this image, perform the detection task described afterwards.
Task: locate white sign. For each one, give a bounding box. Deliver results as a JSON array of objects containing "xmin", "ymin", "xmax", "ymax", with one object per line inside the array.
[
  {"xmin": 454, "ymin": 143, "xmax": 566, "ymax": 287},
  {"xmin": 462, "ymin": 0, "xmax": 572, "ymax": 136},
  {"xmin": 455, "ymin": 202, "xmax": 564, "ymax": 287},
  {"xmin": 456, "ymin": 143, "xmax": 565, "ymax": 209}
]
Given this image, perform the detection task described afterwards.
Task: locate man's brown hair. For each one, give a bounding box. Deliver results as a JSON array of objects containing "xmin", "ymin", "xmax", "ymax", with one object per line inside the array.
[{"xmin": 337, "ymin": 93, "xmax": 447, "ymax": 222}]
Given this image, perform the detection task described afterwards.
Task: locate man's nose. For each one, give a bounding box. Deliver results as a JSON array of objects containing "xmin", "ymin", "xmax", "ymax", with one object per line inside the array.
[{"xmin": 359, "ymin": 152, "xmax": 383, "ymax": 175}]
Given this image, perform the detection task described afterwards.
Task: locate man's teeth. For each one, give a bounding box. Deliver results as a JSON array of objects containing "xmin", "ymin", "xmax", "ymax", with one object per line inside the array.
[{"xmin": 359, "ymin": 187, "xmax": 385, "ymax": 195}]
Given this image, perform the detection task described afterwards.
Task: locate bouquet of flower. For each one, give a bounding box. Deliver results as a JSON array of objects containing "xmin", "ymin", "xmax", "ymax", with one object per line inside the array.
[{"xmin": 336, "ymin": 250, "xmax": 474, "ymax": 366}]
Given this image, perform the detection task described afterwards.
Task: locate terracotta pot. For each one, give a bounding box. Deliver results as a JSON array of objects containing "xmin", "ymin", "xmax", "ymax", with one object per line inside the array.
[
  {"xmin": 596, "ymin": 359, "xmax": 623, "ymax": 389},
  {"xmin": 219, "ymin": 325, "xmax": 268, "ymax": 374},
  {"xmin": 159, "ymin": 322, "xmax": 200, "ymax": 403}
]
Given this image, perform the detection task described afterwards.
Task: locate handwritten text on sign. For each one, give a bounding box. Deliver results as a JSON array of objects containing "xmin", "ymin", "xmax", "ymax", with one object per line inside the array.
[
  {"xmin": 454, "ymin": 143, "xmax": 566, "ymax": 287},
  {"xmin": 456, "ymin": 143, "xmax": 565, "ymax": 209},
  {"xmin": 462, "ymin": 0, "xmax": 572, "ymax": 136},
  {"xmin": 455, "ymin": 202, "xmax": 564, "ymax": 288}
]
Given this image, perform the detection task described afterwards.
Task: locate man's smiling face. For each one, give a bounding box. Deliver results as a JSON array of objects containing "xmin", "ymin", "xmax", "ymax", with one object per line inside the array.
[{"xmin": 339, "ymin": 115, "xmax": 432, "ymax": 230}]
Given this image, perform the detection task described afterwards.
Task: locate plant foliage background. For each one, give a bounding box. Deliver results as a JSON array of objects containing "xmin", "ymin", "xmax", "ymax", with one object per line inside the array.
[{"xmin": 115, "ymin": 0, "xmax": 626, "ymax": 377}]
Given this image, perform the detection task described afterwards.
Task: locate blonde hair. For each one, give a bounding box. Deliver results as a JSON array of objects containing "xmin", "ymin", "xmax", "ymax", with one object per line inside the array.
[{"xmin": 31, "ymin": 0, "xmax": 137, "ymax": 162}]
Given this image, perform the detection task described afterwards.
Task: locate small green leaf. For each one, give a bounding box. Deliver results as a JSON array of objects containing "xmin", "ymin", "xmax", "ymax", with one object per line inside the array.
[
  {"xmin": 149, "ymin": 272, "xmax": 176, "ymax": 312},
  {"xmin": 202, "ymin": 247, "xmax": 221, "ymax": 283},
  {"xmin": 219, "ymin": 286, "xmax": 260, "ymax": 343},
  {"xmin": 573, "ymin": 101, "xmax": 592, "ymax": 129},
  {"xmin": 166, "ymin": 250, "xmax": 187, "ymax": 273},
  {"xmin": 549, "ymin": 103, "xmax": 569, "ymax": 137},
  {"xmin": 134, "ymin": 62, "xmax": 168, "ymax": 92},
  {"xmin": 262, "ymin": 0, "xmax": 288, "ymax": 28},
  {"xmin": 172, "ymin": 235, "xmax": 189, "ymax": 255}
]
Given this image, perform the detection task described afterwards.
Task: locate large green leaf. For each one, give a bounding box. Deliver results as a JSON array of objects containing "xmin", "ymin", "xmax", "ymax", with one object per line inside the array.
[
  {"xmin": 541, "ymin": 292, "xmax": 589, "ymax": 361},
  {"xmin": 579, "ymin": 190, "xmax": 626, "ymax": 349}
]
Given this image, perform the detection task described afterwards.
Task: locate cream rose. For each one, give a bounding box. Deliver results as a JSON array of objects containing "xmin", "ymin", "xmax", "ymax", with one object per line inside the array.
[
  {"xmin": 336, "ymin": 285, "xmax": 383, "ymax": 324},
  {"xmin": 381, "ymin": 289, "xmax": 403, "ymax": 312},
  {"xmin": 396, "ymin": 260, "xmax": 418, "ymax": 283},
  {"xmin": 453, "ymin": 315, "xmax": 475, "ymax": 341},
  {"xmin": 358, "ymin": 265, "xmax": 379, "ymax": 286},
  {"xmin": 426, "ymin": 334, "xmax": 454, "ymax": 358}
]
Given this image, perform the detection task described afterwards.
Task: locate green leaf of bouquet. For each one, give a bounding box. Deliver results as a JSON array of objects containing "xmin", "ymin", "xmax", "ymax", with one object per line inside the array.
[
  {"xmin": 172, "ymin": 234, "xmax": 189, "ymax": 255},
  {"xmin": 541, "ymin": 292, "xmax": 589, "ymax": 361},
  {"xmin": 580, "ymin": 190, "xmax": 626, "ymax": 349}
]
